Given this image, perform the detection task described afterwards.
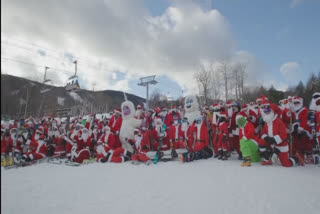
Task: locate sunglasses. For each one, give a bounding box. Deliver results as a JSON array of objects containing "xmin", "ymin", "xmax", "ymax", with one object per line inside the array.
[
  {"xmin": 313, "ymin": 95, "xmax": 320, "ymax": 99},
  {"xmin": 294, "ymin": 102, "xmax": 300, "ymax": 105},
  {"xmin": 263, "ymin": 106, "xmax": 271, "ymax": 113},
  {"xmin": 82, "ymin": 129, "xmax": 88, "ymax": 133}
]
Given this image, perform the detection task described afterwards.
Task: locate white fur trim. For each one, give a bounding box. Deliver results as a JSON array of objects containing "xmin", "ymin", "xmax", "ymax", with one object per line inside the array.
[
  {"xmin": 29, "ymin": 154, "xmax": 34, "ymax": 160},
  {"xmin": 274, "ymin": 135, "xmax": 282, "ymax": 144},
  {"xmin": 261, "ymin": 134, "xmax": 267, "ymax": 139},
  {"xmin": 274, "ymin": 145, "xmax": 288, "ymax": 153}
]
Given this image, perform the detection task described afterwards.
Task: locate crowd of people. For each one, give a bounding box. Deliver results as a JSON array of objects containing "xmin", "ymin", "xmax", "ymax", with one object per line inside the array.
[{"xmin": 1, "ymin": 92, "xmax": 320, "ymax": 167}]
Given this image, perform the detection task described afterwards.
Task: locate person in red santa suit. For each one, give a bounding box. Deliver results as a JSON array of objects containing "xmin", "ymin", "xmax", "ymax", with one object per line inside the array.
[
  {"xmin": 151, "ymin": 118, "xmax": 170, "ymax": 151},
  {"xmin": 21, "ymin": 128, "xmax": 48, "ymax": 162},
  {"xmin": 165, "ymin": 105, "xmax": 181, "ymax": 127},
  {"xmin": 109, "ymin": 108, "xmax": 122, "ymax": 148},
  {"xmin": 96, "ymin": 126, "xmax": 131, "ymax": 163},
  {"xmin": 258, "ymin": 104, "xmax": 302, "ymax": 167},
  {"xmin": 186, "ymin": 116, "xmax": 213, "ymax": 160},
  {"xmin": 230, "ymin": 102, "xmax": 241, "ymax": 159},
  {"xmin": 70, "ymin": 128, "xmax": 91, "ymax": 163},
  {"xmin": 307, "ymin": 92, "xmax": 320, "ymax": 163},
  {"xmin": 290, "ymin": 97, "xmax": 312, "ymax": 163},
  {"xmin": 135, "ymin": 105, "xmax": 145, "ymax": 120},
  {"xmin": 52, "ymin": 126, "xmax": 66, "ymax": 158},
  {"xmin": 129, "ymin": 128, "xmax": 151, "ymax": 164},
  {"xmin": 210, "ymin": 104, "xmax": 220, "ymax": 157},
  {"xmin": 216, "ymin": 111, "xmax": 229, "ymax": 160},
  {"xmin": 168, "ymin": 115, "xmax": 187, "ymax": 158},
  {"xmin": 1, "ymin": 130, "xmax": 13, "ymax": 157}
]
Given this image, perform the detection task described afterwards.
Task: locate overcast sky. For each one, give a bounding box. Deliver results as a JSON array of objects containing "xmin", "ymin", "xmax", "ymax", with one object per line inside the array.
[{"xmin": 1, "ymin": 0, "xmax": 319, "ymax": 99}]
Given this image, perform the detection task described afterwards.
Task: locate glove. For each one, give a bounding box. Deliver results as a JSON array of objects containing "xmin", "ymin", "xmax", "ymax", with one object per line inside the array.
[
  {"xmin": 264, "ymin": 136, "xmax": 276, "ymax": 145},
  {"xmin": 142, "ymin": 145, "xmax": 148, "ymax": 150},
  {"xmin": 273, "ymin": 147, "xmax": 280, "ymax": 155}
]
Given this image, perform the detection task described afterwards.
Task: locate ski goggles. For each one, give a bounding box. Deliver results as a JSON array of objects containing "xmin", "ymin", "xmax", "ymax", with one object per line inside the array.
[
  {"xmin": 293, "ymin": 102, "xmax": 301, "ymax": 105},
  {"xmin": 263, "ymin": 106, "xmax": 271, "ymax": 113},
  {"xmin": 82, "ymin": 129, "xmax": 88, "ymax": 133},
  {"xmin": 313, "ymin": 94, "xmax": 320, "ymax": 99}
]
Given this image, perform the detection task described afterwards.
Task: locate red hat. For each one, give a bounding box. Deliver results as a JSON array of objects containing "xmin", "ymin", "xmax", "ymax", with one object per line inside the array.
[
  {"xmin": 242, "ymin": 104, "xmax": 248, "ymax": 110},
  {"xmin": 219, "ymin": 111, "xmax": 228, "ymax": 118},
  {"xmin": 137, "ymin": 105, "xmax": 142, "ymax": 110},
  {"xmin": 171, "ymin": 105, "xmax": 176, "ymax": 109},
  {"xmin": 114, "ymin": 108, "xmax": 121, "ymax": 114},
  {"xmin": 133, "ymin": 128, "xmax": 141, "ymax": 134},
  {"xmin": 154, "ymin": 107, "xmax": 161, "ymax": 113},
  {"xmin": 226, "ymin": 100, "xmax": 233, "ymax": 107},
  {"xmin": 256, "ymin": 95, "xmax": 268, "ymax": 103},
  {"xmin": 293, "ymin": 96, "xmax": 303, "ymax": 104},
  {"xmin": 261, "ymin": 99, "xmax": 271, "ymax": 106},
  {"xmin": 236, "ymin": 111, "xmax": 247, "ymax": 121},
  {"xmin": 268, "ymin": 103, "xmax": 281, "ymax": 116}
]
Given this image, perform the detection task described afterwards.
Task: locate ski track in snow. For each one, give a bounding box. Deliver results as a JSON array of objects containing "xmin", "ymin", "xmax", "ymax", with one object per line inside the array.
[{"xmin": 2, "ymin": 157, "xmax": 320, "ymax": 214}]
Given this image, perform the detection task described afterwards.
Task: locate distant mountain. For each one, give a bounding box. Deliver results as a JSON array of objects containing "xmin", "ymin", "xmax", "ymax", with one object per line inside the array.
[{"xmin": 1, "ymin": 74, "xmax": 145, "ymax": 119}]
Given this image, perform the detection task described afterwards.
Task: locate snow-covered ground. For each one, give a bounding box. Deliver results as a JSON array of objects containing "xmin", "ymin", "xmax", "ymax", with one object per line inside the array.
[{"xmin": 2, "ymin": 157, "xmax": 320, "ymax": 214}]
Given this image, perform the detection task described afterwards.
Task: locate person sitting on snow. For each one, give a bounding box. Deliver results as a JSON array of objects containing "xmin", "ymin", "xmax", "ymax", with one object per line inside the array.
[{"xmin": 128, "ymin": 128, "xmax": 151, "ymax": 164}]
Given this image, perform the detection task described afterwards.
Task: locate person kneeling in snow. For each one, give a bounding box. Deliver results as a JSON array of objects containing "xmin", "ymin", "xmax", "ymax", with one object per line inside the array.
[
  {"xmin": 22, "ymin": 129, "xmax": 48, "ymax": 162},
  {"xmin": 70, "ymin": 128, "xmax": 91, "ymax": 164},
  {"xmin": 96, "ymin": 126, "xmax": 131, "ymax": 163},
  {"xmin": 258, "ymin": 104, "xmax": 302, "ymax": 167},
  {"xmin": 236, "ymin": 112, "xmax": 261, "ymax": 167},
  {"xmin": 128, "ymin": 128, "xmax": 151, "ymax": 164}
]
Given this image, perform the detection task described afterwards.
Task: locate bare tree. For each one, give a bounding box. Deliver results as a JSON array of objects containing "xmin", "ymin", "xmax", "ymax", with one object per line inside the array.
[
  {"xmin": 194, "ymin": 64, "xmax": 211, "ymax": 105},
  {"xmin": 209, "ymin": 64, "xmax": 222, "ymax": 101},
  {"xmin": 219, "ymin": 60, "xmax": 231, "ymax": 102}
]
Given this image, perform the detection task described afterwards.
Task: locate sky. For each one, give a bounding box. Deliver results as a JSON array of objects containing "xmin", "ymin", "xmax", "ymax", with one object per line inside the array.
[{"xmin": 1, "ymin": 0, "xmax": 319, "ymax": 99}]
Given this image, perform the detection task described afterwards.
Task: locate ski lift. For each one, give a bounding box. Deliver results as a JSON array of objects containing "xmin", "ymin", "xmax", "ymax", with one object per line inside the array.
[
  {"xmin": 40, "ymin": 67, "xmax": 53, "ymax": 94},
  {"xmin": 65, "ymin": 60, "xmax": 81, "ymax": 92}
]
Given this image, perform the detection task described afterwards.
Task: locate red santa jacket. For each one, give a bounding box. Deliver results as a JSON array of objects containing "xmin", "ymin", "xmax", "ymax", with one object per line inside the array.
[
  {"xmin": 187, "ymin": 122, "xmax": 209, "ymax": 150},
  {"xmin": 169, "ymin": 124, "xmax": 184, "ymax": 141},
  {"xmin": 1, "ymin": 136, "xmax": 13, "ymax": 154},
  {"xmin": 230, "ymin": 112, "xmax": 239, "ymax": 136},
  {"xmin": 260, "ymin": 116, "xmax": 288, "ymax": 152},
  {"xmin": 217, "ymin": 121, "xmax": 228, "ymax": 145},
  {"xmin": 165, "ymin": 112, "xmax": 181, "ymax": 127},
  {"xmin": 239, "ymin": 121, "xmax": 259, "ymax": 145},
  {"xmin": 109, "ymin": 115, "xmax": 122, "ymax": 134},
  {"xmin": 28, "ymin": 139, "xmax": 48, "ymax": 156},
  {"xmin": 293, "ymin": 107, "xmax": 309, "ymax": 134},
  {"xmin": 98, "ymin": 133, "xmax": 116, "ymax": 150}
]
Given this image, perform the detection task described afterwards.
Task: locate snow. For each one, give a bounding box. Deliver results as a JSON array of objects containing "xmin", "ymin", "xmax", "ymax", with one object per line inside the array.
[
  {"xmin": 57, "ymin": 97, "xmax": 65, "ymax": 106},
  {"xmin": 2, "ymin": 157, "xmax": 320, "ymax": 214}
]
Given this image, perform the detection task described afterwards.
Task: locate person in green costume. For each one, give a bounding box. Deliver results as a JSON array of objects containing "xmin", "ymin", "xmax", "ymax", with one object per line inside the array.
[{"xmin": 236, "ymin": 113, "xmax": 261, "ymax": 166}]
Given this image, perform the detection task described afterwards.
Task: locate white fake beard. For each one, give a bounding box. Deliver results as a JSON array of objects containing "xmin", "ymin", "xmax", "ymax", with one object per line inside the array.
[
  {"xmin": 82, "ymin": 133, "xmax": 89, "ymax": 141},
  {"xmin": 135, "ymin": 110, "xmax": 142, "ymax": 118},
  {"xmin": 23, "ymin": 132, "xmax": 28, "ymax": 139},
  {"xmin": 293, "ymin": 103, "xmax": 303, "ymax": 112},
  {"xmin": 315, "ymin": 104, "xmax": 320, "ymax": 112},
  {"xmin": 227, "ymin": 108, "xmax": 233, "ymax": 118},
  {"xmin": 11, "ymin": 134, "xmax": 16, "ymax": 139},
  {"xmin": 34, "ymin": 134, "xmax": 40, "ymax": 140},
  {"xmin": 134, "ymin": 135, "xmax": 142, "ymax": 147},
  {"xmin": 181, "ymin": 123, "xmax": 188, "ymax": 132},
  {"xmin": 261, "ymin": 111, "xmax": 275, "ymax": 123},
  {"xmin": 309, "ymin": 99, "xmax": 316, "ymax": 111},
  {"xmin": 54, "ymin": 131, "xmax": 60, "ymax": 138},
  {"xmin": 156, "ymin": 125, "xmax": 162, "ymax": 133}
]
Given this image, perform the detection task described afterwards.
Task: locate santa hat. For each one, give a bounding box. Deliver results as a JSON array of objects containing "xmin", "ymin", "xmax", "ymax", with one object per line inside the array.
[
  {"xmin": 287, "ymin": 96, "xmax": 293, "ymax": 102},
  {"xmin": 154, "ymin": 107, "xmax": 161, "ymax": 113},
  {"xmin": 293, "ymin": 96, "xmax": 303, "ymax": 104},
  {"xmin": 137, "ymin": 105, "xmax": 142, "ymax": 110},
  {"xmin": 133, "ymin": 128, "xmax": 141, "ymax": 134},
  {"xmin": 171, "ymin": 105, "xmax": 176, "ymax": 109},
  {"xmin": 226, "ymin": 100, "xmax": 233, "ymax": 107},
  {"xmin": 114, "ymin": 108, "xmax": 121, "ymax": 114},
  {"xmin": 242, "ymin": 104, "xmax": 248, "ymax": 111},
  {"xmin": 36, "ymin": 126, "xmax": 44, "ymax": 134},
  {"xmin": 219, "ymin": 111, "xmax": 228, "ymax": 118},
  {"xmin": 236, "ymin": 111, "xmax": 247, "ymax": 121},
  {"xmin": 203, "ymin": 105, "xmax": 209, "ymax": 110},
  {"xmin": 10, "ymin": 128, "xmax": 17, "ymax": 134},
  {"xmin": 211, "ymin": 103, "xmax": 219, "ymax": 110},
  {"xmin": 256, "ymin": 95, "xmax": 268, "ymax": 103},
  {"xmin": 261, "ymin": 99, "xmax": 271, "ymax": 106}
]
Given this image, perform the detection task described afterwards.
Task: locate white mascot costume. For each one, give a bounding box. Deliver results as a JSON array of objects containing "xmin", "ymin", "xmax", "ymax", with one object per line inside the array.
[
  {"xmin": 184, "ymin": 95, "xmax": 201, "ymax": 125},
  {"xmin": 119, "ymin": 100, "xmax": 142, "ymax": 153}
]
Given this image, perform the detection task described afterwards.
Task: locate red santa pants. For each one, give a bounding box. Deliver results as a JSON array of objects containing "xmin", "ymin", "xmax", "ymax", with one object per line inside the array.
[
  {"xmin": 173, "ymin": 140, "xmax": 187, "ymax": 149},
  {"xmin": 24, "ymin": 152, "xmax": 46, "ymax": 161},
  {"xmin": 292, "ymin": 134, "xmax": 313, "ymax": 155},
  {"xmin": 232, "ymin": 135, "xmax": 240, "ymax": 154},
  {"xmin": 73, "ymin": 149, "xmax": 90, "ymax": 163},
  {"xmin": 131, "ymin": 153, "xmax": 150, "ymax": 162},
  {"xmin": 259, "ymin": 140, "xmax": 293, "ymax": 167}
]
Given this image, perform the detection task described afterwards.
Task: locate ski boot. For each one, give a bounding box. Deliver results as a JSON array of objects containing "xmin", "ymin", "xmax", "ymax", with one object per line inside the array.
[
  {"xmin": 217, "ymin": 150, "xmax": 224, "ymax": 160},
  {"xmin": 238, "ymin": 153, "xmax": 243, "ymax": 160},
  {"xmin": 221, "ymin": 151, "xmax": 228, "ymax": 160},
  {"xmin": 180, "ymin": 152, "xmax": 189, "ymax": 163},
  {"xmin": 171, "ymin": 148, "xmax": 178, "ymax": 158},
  {"xmin": 261, "ymin": 158, "xmax": 272, "ymax": 165},
  {"xmin": 213, "ymin": 152, "xmax": 220, "ymax": 158},
  {"xmin": 241, "ymin": 157, "xmax": 251, "ymax": 167},
  {"xmin": 304, "ymin": 153, "xmax": 314, "ymax": 164}
]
